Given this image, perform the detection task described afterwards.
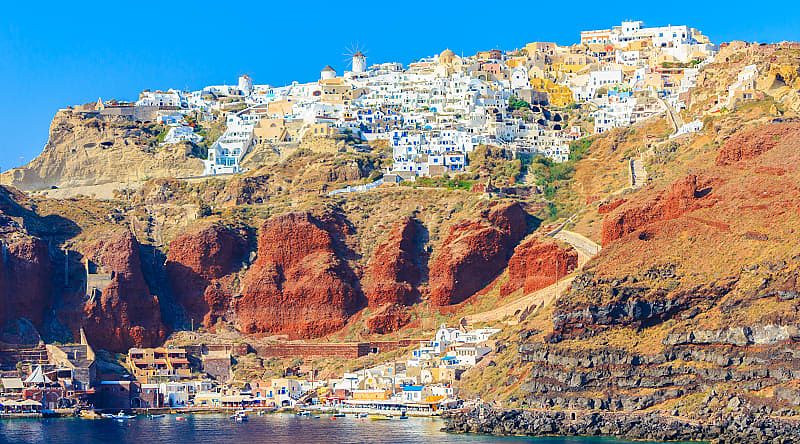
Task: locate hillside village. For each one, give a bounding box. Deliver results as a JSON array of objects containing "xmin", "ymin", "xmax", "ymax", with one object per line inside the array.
[
  {"xmin": 4, "ymin": 17, "xmax": 800, "ymax": 437},
  {"xmin": 63, "ymin": 20, "xmax": 716, "ymax": 183},
  {"xmin": 0, "ymin": 19, "xmax": 732, "ymax": 416}
]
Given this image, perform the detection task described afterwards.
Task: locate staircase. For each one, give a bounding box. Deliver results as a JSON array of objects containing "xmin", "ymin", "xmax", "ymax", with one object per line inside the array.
[{"xmin": 630, "ymin": 158, "xmax": 648, "ymax": 188}]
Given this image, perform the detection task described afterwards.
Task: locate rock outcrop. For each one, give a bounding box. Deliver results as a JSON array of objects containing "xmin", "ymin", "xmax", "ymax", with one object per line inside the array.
[
  {"xmin": 500, "ymin": 237, "xmax": 578, "ymax": 297},
  {"xmin": 237, "ymin": 212, "xmax": 362, "ymax": 338},
  {"xmin": 551, "ymin": 267, "xmax": 735, "ymax": 341},
  {"xmin": 0, "ymin": 235, "xmax": 52, "ymax": 329},
  {"xmin": 81, "ymin": 230, "xmax": 167, "ymax": 352},
  {"xmin": 365, "ymin": 304, "xmax": 412, "ymax": 335},
  {"xmin": 166, "ymin": 224, "xmax": 247, "ymax": 329},
  {"xmin": 444, "ymin": 405, "xmax": 800, "ymax": 443},
  {"xmin": 600, "ymin": 175, "xmax": 712, "ymax": 245},
  {"xmin": 428, "ymin": 202, "xmax": 529, "ymax": 306},
  {"xmin": 361, "ymin": 217, "xmax": 423, "ymax": 307},
  {"xmin": 716, "ymin": 122, "xmax": 800, "ymax": 165},
  {"xmin": 0, "ymin": 109, "xmax": 203, "ymax": 191}
]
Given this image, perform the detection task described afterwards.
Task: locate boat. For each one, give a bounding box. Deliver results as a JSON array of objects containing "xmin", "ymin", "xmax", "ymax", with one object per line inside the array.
[
  {"xmin": 358, "ymin": 413, "xmax": 368, "ymax": 418},
  {"xmin": 176, "ymin": 416, "xmax": 187, "ymax": 421},
  {"xmin": 296, "ymin": 411, "xmax": 311, "ymax": 417},
  {"xmin": 231, "ymin": 410, "xmax": 249, "ymax": 422},
  {"xmin": 79, "ymin": 409, "xmax": 102, "ymax": 420},
  {"xmin": 333, "ymin": 413, "xmax": 346, "ymax": 418},
  {"xmin": 368, "ymin": 414, "xmax": 392, "ymax": 420},
  {"xmin": 147, "ymin": 414, "xmax": 166, "ymax": 419},
  {"xmin": 102, "ymin": 411, "xmax": 136, "ymax": 420}
]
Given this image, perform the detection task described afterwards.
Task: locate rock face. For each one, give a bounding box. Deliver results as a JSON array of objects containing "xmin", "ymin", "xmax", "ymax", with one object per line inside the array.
[
  {"xmin": 81, "ymin": 230, "xmax": 167, "ymax": 352},
  {"xmin": 0, "ymin": 235, "xmax": 52, "ymax": 329},
  {"xmin": 237, "ymin": 212, "xmax": 362, "ymax": 338},
  {"xmin": 551, "ymin": 266, "xmax": 734, "ymax": 341},
  {"xmin": 716, "ymin": 122, "xmax": 800, "ymax": 165},
  {"xmin": 362, "ymin": 217, "xmax": 423, "ymax": 307},
  {"xmin": 444, "ymin": 405, "xmax": 800, "ymax": 443},
  {"xmin": 500, "ymin": 237, "xmax": 578, "ymax": 297},
  {"xmin": 428, "ymin": 203, "xmax": 528, "ymax": 306},
  {"xmin": 600, "ymin": 175, "xmax": 711, "ymax": 245},
  {"xmin": 365, "ymin": 304, "xmax": 412, "ymax": 335},
  {"xmin": 0, "ymin": 109, "xmax": 203, "ymax": 191},
  {"xmin": 166, "ymin": 224, "xmax": 247, "ymax": 329}
]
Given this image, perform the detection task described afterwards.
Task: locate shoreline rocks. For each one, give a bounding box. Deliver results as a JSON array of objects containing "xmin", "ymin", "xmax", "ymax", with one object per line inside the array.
[{"xmin": 443, "ymin": 405, "xmax": 800, "ymax": 443}]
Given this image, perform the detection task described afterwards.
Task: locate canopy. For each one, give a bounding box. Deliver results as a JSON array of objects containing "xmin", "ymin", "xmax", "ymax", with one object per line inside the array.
[
  {"xmin": 19, "ymin": 399, "xmax": 42, "ymax": 407},
  {"xmin": 24, "ymin": 365, "xmax": 53, "ymax": 385},
  {"xmin": 1, "ymin": 378, "xmax": 24, "ymax": 389}
]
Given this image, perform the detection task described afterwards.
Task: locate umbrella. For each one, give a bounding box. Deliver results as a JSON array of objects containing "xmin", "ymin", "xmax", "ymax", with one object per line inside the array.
[{"xmin": 20, "ymin": 399, "xmax": 42, "ymax": 407}]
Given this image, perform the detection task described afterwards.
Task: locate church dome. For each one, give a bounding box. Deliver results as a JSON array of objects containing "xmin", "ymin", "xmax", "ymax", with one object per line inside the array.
[{"xmin": 439, "ymin": 49, "xmax": 457, "ymax": 65}]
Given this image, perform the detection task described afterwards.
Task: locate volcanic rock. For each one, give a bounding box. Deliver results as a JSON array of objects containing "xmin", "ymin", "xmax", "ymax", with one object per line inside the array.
[
  {"xmin": 600, "ymin": 175, "xmax": 712, "ymax": 245},
  {"xmin": 500, "ymin": 237, "xmax": 578, "ymax": 297},
  {"xmin": 716, "ymin": 122, "xmax": 800, "ymax": 165},
  {"xmin": 166, "ymin": 224, "xmax": 247, "ymax": 329},
  {"xmin": 81, "ymin": 230, "xmax": 167, "ymax": 351},
  {"xmin": 362, "ymin": 217, "xmax": 423, "ymax": 307},
  {"xmin": 237, "ymin": 212, "xmax": 362, "ymax": 338},
  {"xmin": 428, "ymin": 202, "xmax": 529, "ymax": 305},
  {"xmin": 365, "ymin": 304, "xmax": 412, "ymax": 334}
]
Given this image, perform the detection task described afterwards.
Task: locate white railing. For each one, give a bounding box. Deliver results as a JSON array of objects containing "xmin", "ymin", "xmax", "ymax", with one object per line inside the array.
[{"xmin": 327, "ymin": 178, "xmax": 385, "ymax": 196}]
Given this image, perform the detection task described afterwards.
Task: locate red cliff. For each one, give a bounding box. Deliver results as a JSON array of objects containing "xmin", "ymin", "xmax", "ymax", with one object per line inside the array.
[
  {"xmin": 716, "ymin": 122, "xmax": 800, "ymax": 166},
  {"xmin": 428, "ymin": 202, "xmax": 528, "ymax": 306},
  {"xmin": 365, "ymin": 304, "xmax": 412, "ymax": 335},
  {"xmin": 362, "ymin": 217, "xmax": 423, "ymax": 307},
  {"xmin": 0, "ymin": 235, "xmax": 53, "ymax": 329},
  {"xmin": 601, "ymin": 175, "xmax": 712, "ymax": 245},
  {"xmin": 237, "ymin": 212, "xmax": 361, "ymax": 338},
  {"xmin": 166, "ymin": 224, "xmax": 247, "ymax": 329},
  {"xmin": 500, "ymin": 237, "xmax": 578, "ymax": 297},
  {"xmin": 81, "ymin": 230, "xmax": 167, "ymax": 352}
]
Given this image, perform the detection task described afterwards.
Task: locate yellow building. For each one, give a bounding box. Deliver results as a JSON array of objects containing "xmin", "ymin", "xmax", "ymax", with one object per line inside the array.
[
  {"xmin": 254, "ymin": 118, "xmax": 289, "ymax": 143},
  {"xmin": 352, "ymin": 389, "xmax": 391, "ymax": 401},
  {"xmin": 505, "ymin": 56, "xmax": 528, "ymax": 69},
  {"xmin": 127, "ymin": 347, "xmax": 192, "ymax": 383},
  {"xmin": 529, "ymin": 78, "xmax": 575, "ymax": 107},
  {"xmin": 267, "ymin": 100, "xmax": 294, "ymax": 117}
]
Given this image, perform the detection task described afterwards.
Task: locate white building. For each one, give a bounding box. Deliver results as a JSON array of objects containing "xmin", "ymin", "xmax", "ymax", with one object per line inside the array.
[
  {"xmin": 163, "ymin": 125, "xmax": 203, "ymax": 144},
  {"xmin": 352, "ymin": 51, "xmax": 367, "ymax": 74}
]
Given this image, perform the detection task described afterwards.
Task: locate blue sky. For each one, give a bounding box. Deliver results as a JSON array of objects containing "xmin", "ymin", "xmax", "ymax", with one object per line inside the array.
[{"xmin": 1, "ymin": 1, "xmax": 799, "ymax": 170}]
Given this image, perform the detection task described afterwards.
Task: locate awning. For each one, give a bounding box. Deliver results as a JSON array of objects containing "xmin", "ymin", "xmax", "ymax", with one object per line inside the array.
[
  {"xmin": 24, "ymin": 366, "xmax": 53, "ymax": 385},
  {"xmin": 1, "ymin": 378, "xmax": 24, "ymax": 389}
]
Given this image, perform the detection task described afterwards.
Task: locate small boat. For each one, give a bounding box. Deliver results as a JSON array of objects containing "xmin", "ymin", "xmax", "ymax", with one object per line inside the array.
[
  {"xmin": 358, "ymin": 413, "xmax": 368, "ymax": 418},
  {"xmin": 333, "ymin": 413, "xmax": 346, "ymax": 418},
  {"xmin": 231, "ymin": 410, "xmax": 249, "ymax": 422},
  {"xmin": 102, "ymin": 411, "xmax": 136, "ymax": 420},
  {"xmin": 257, "ymin": 410, "xmax": 266, "ymax": 416},
  {"xmin": 147, "ymin": 414, "xmax": 166, "ymax": 419},
  {"xmin": 79, "ymin": 409, "xmax": 102, "ymax": 420},
  {"xmin": 368, "ymin": 414, "xmax": 392, "ymax": 420},
  {"xmin": 176, "ymin": 416, "xmax": 187, "ymax": 421},
  {"xmin": 399, "ymin": 414, "xmax": 409, "ymax": 420},
  {"xmin": 297, "ymin": 411, "xmax": 311, "ymax": 417}
]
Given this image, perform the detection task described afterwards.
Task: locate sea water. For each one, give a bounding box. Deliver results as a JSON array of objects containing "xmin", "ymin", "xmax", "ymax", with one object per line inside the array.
[{"xmin": 0, "ymin": 414, "xmax": 686, "ymax": 443}]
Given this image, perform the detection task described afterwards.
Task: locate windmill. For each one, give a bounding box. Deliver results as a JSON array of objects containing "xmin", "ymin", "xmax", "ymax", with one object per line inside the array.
[{"xmin": 344, "ymin": 43, "xmax": 368, "ymax": 74}]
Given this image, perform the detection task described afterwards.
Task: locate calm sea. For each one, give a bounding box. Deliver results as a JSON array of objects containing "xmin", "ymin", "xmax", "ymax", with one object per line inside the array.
[{"xmin": 0, "ymin": 414, "xmax": 674, "ymax": 444}]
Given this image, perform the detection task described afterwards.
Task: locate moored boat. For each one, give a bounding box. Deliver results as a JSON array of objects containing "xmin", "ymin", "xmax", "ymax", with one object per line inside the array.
[{"xmin": 368, "ymin": 414, "xmax": 392, "ymax": 420}]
